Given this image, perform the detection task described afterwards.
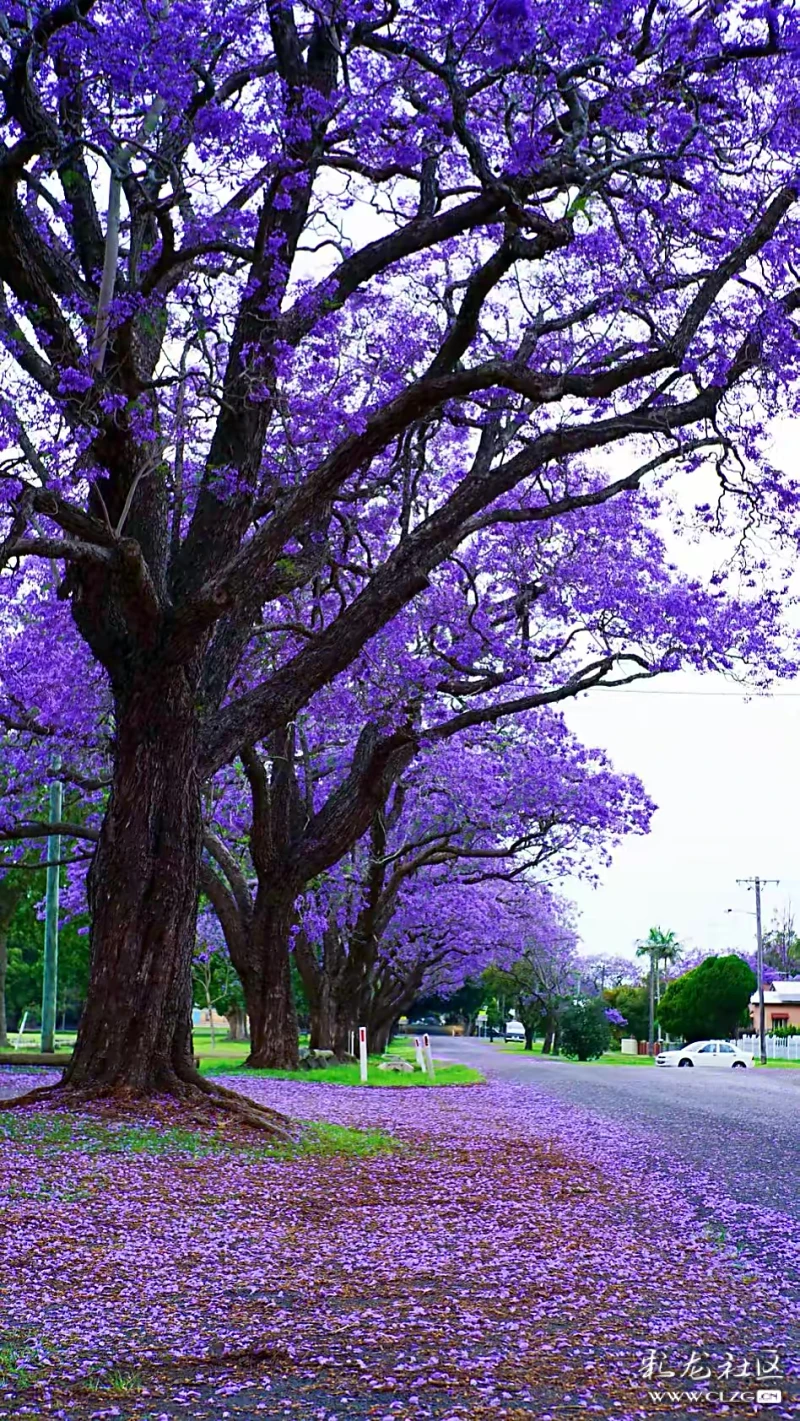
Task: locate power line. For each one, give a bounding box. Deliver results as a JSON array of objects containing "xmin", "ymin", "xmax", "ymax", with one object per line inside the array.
[{"xmin": 590, "ymin": 688, "xmax": 800, "ymax": 698}]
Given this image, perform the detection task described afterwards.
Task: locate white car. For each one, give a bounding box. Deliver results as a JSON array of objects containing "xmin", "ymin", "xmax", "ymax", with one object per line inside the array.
[
  {"xmin": 504, "ymin": 1020, "xmax": 526, "ymax": 1043},
  {"xmin": 656, "ymin": 1039, "xmax": 753, "ymax": 1069}
]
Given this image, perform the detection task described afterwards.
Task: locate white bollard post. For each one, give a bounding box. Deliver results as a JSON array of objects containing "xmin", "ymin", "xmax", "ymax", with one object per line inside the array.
[
  {"xmin": 358, "ymin": 1025, "xmax": 368, "ymax": 1083},
  {"xmin": 422, "ymin": 1032, "xmax": 435, "ymax": 1081},
  {"xmin": 348, "ymin": 1029, "xmax": 355, "ymax": 1059},
  {"xmin": 14, "ymin": 1010, "xmax": 29, "ymax": 1051},
  {"xmin": 414, "ymin": 1035, "xmax": 425, "ymax": 1071}
]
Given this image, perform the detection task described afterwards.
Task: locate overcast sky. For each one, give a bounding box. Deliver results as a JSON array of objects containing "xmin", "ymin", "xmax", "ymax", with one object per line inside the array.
[
  {"xmin": 563, "ymin": 672, "xmax": 800, "ymax": 961},
  {"xmin": 563, "ymin": 421, "xmax": 800, "ymax": 965}
]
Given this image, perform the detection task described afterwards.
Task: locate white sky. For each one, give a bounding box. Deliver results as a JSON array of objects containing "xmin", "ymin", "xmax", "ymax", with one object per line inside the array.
[
  {"xmin": 563, "ymin": 672, "xmax": 800, "ymax": 960},
  {"xmin": 563, "ymin": 420, "xmax": 800, "ymax": 963}
]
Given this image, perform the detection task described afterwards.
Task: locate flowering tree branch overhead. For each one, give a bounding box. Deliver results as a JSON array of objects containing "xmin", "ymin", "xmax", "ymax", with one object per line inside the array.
[{"xmin": 1, "ymin": 0, "xmax": 799, "ymax": 1104}]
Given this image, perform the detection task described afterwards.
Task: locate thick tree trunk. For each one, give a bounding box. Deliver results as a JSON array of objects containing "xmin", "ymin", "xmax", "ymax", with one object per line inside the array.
[
  {"xmin": 308, "ymin": 972, "xmax": 362, "ymax": 1056},
  {"xmin": 0, "ymin": 929, "xmax": 8, "ymax": 1050},
  {"xmin": 367, "ymin": 979, "xmax": 419, "ymax": 1056},
  {"xmin": 296, "ymin": 925, "xmax": 366, "ymax": 1058},
  {"xmin": 241, "ymin": 897, "xmax": 299, "ymax": 1070},
  {"xmin": 524, "ymin": 1023, "xmax": 535, "ymax": 1051},
  {"xmin": 63, "ymin": 674, "xmax": 203, "ymax": 1094},
  {"xmin": 370, "ymin": 1017, "xmax": 395, "ymax": 1055},
  {"xmin": 308, "ymin": 987, "xmax": 334, "ymax": 1052},
  {"xmin": 308, "ymin": 988, "xmax": 357, "ymax": 1056},
  {"xmin": 225, "ymin": 1007, "xmax": 249, "ymax": 1042},
  {"xmin": 542, "ymin": 1010, "xmax": 560, "ymax": 1056}
]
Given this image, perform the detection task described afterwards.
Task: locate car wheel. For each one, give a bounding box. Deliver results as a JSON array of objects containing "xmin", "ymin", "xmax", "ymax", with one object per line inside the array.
[
  {"xmin": 678, "ymin": 1059, "xmax": 693, "ymax": 1068},
  {"xmin": 732, "ymin": 1061, "xmax": 746, "ymax": 1070}
]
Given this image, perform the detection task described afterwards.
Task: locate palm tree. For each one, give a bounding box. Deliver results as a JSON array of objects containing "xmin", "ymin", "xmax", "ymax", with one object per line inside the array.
[{"xmin": 636, "ymin": 927, "xmax": 681, "ymax": 1052}]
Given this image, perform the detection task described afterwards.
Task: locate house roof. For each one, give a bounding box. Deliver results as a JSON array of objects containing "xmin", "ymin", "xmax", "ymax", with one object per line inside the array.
[{"xmin": 749, "ymin": 981, "xmax": 800, "ymax": 1004}]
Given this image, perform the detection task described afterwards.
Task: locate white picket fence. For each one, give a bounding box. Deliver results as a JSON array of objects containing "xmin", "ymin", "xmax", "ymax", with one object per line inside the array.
[{"xmin": 737, "ymin": 1033, "xmax": 800, "ymax": 1060}]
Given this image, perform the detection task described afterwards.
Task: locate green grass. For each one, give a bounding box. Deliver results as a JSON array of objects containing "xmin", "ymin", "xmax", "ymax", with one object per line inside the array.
[
  {"xmin": 86, "ymin": 1368, "xmax": 144, "ymax": 1395},
  {"xmin": 4, "ymin": 1028, "xmax": 250, "ymax": 1061},
  {"xmin": 9, "ymin": 1027, "xmax": 796, "ymax": 1070},
  {"xmin": 202, "ymin": 1053, "xmax": 483, "ymax": 1088},
  {"xmin": 2, "ymin": 1028, "xmax": 483, "ymax": 1084},
  {"xmin": 0, "ymin": 1345, "xmax": 30, "ymax": 1382},
  {"xmin": 0, "ymin": 1111, "xmax": 396, "ymax": 1162},
  {"xmin": 495, "ymin": 1040, "xmax": 800, "ymax": 1068},
  {"xmin": 495, "ymin": 1040, "xmax": 655, "ymax": 1065},
  {"xmin": 0, "ymin": 1334, "xmax": 48, "ymax": 1389}
]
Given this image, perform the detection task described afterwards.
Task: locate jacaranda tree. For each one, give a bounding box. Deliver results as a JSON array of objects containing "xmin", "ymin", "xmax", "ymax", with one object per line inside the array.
[
  {"xmin": 196, "ymin": 490, "xmax": 766, "ymax": 1068},
  {"xmin": 288, "ymin": 715, "xmax": 650, "ymax": 1057},
  {"xmin": 1, "ymin": 0, "xmax": 799, "ymax": 1110}
]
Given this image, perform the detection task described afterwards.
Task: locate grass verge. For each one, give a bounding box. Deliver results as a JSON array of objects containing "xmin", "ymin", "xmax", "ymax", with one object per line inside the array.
[
  {"xmin": 202, "ymin": 1056, "xmax": 483, "ymax": 1087},
  {"xmin": 495, "ymin": 1041, "xmax": 655, "ymax": 1065},
  {"xmin": 495, "ymin": 1041, "xmax": 800, "ymax": 1067},
  {"xmin": 0, "ymin": 1111, "xmax": 396, "ymax": 1162}
]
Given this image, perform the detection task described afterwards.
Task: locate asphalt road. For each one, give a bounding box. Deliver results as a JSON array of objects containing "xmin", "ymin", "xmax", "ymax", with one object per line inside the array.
[{"xmin": 434, "ymin": 1037, "xmax": 800, "ymax": 1286}]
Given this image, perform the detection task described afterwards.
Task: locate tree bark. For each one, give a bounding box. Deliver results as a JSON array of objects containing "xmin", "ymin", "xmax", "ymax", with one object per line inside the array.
[
  {"xmin": 308, "ymin": 983, "xmax": 357, "ymax": 1056},
  {"xmin": 310, "ymin": 966, "xmax": 362, "ymax": 1056},
  {"xmin": 369, "ymin": 1017, "xmax": 394, "ymax": 1055},
  {"xmin": 240, "ymin": 895, "xmax": 299, "ymax": 1070},
  {"xmin": 542, "ymin": 1008, "xmax": 560, "ymax": 1056},
  {"xmin": 63, "ymin": 672, "xmax": 203, "ymax": 1093},
  {"xmin": 295, "ymin": 924, "xmax": 369, "ymax": 1057},
  {"xmin": 366, "ymin": 975, "xmax": 421, "ymax": 1056},
  {"xmin": 524, "ymin": 1023, "xmax": 535, "ymax": 1051},
  {"xmin": 201, "ymin": 849, "xmax": 301, "ymax": 1071},
  {"xmin": 225, "ymin": 1007, "xmax": 249, "ymax": 1041}
]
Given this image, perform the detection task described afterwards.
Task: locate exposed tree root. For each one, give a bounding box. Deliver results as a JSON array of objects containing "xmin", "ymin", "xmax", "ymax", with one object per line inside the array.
[
  {"xmin": 0, "ymin": 1082, "xmax": 67, "ymax": 1110},
  {"xmin": 0, "ymin": 1070, "xmax": 296, "ymax": 1140},
  {"xmin": 181, "ymin": 1071, "xmax": 297, "ymax": 1137}
]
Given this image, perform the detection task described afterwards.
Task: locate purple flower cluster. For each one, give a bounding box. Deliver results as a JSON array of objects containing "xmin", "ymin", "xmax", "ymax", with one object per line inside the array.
[{"xmin": 604, "ymin": 1008, "xmax": 628, "ymax": 1027}]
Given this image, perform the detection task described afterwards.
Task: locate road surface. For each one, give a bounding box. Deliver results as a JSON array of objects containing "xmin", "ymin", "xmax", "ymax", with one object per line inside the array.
[{"xmin": 434, "ymin": 1036, "xmax": 800, "ymax": 1288}]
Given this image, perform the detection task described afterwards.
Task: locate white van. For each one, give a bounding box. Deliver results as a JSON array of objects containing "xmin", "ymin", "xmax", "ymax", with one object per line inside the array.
[{"xmin": 504, "ymin": 1019, "xmax": 526, "ymax": 1043}]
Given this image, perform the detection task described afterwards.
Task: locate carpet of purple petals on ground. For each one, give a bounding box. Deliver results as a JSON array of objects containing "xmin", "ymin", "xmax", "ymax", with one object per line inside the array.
[{"xmin": 0, "ymin": 1068, "xmax": 796, "ymax": 1421}]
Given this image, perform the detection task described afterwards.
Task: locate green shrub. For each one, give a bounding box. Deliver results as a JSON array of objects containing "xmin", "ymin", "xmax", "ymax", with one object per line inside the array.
[{"xmin": 559, "ymin": 998, "xmax": 611, "ymax": 1062}]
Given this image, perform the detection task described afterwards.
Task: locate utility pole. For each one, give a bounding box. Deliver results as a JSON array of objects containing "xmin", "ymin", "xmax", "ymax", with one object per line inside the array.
[
  {"xmin": 40, "ymin": 774, "xmax": 62, "ymax": 1055},
  {"xmin": 736, "ymin": 876, "xmax": 778, "ymax": 1067},
  {"xmin": 647, "ymin": 952, "xmax": 655, "ymax": 1055}
]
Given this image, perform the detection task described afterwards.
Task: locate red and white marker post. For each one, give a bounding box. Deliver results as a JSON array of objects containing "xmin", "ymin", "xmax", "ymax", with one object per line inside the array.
[
  {"xmin": 422, "ymin": 1032, "xmax": 435, "ymax": 1081},
  {"xmin": 358, "ymin": 1025, "xmax": 368, "ymax": 1083},
  {"xmin": 414, "ymin": 1035, "xmax": 425, "ymax": 1072}
]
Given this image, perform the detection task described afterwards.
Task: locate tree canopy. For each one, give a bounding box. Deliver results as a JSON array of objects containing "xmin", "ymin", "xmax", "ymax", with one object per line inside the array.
[{"xmin": 657, "ymin": 955, "xmax": 757, "ymax": 1042}]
